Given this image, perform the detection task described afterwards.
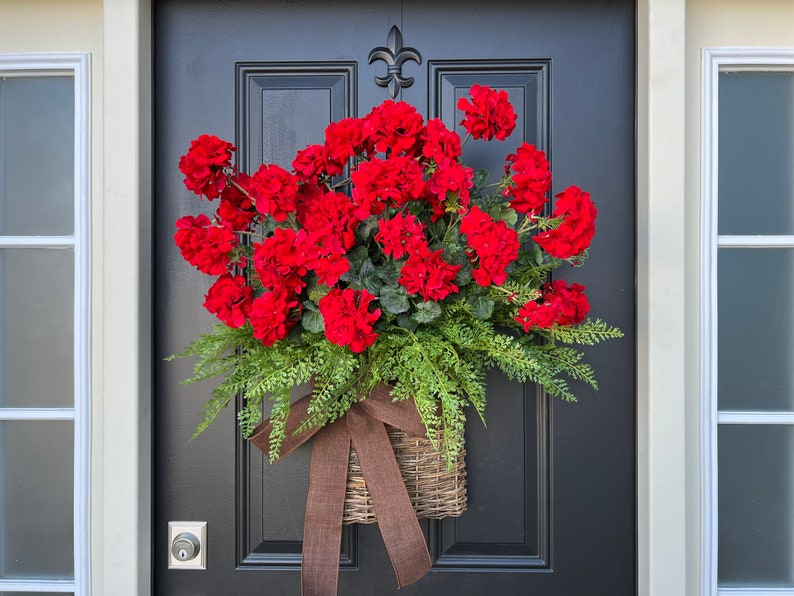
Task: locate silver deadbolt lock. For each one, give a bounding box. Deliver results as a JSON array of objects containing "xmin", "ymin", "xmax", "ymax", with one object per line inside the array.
[
  {"xmin": 168, "ymin": 521, "xmax": 207, "ymax": 569},
  {"xmin": 171, "ymin": 532, "xmax": 200, "ymax": 561}
]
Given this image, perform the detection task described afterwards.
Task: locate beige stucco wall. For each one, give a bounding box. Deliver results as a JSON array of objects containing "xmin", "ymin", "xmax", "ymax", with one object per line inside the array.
[
  {"xmin": 684, "ymin": 1, "xmax": 794, "ymax": 593},
  {"xmin": 0, "ymin": 1, "xmax": 104, "ymax": 251}
]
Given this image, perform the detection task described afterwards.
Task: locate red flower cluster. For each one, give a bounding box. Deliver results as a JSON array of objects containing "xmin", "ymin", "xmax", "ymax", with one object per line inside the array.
[
  {"xmin": 324, "ymin": 117, "xmax": 367, "ymax": 164},
  {"xmin": 250, "ymin": 289, "xmax": 302, "ymax": 346},
  {"xmin": 249, "ymin": 164, "xmax": 299, "ymax": 222},
  {"xmin": 399, "ymin": 249, "xmax": 461, "ymax": 302},
  {"xmin": 376, "ymin": 213, "xmax": 426, "ymax": 259},
  {"xmin": 503, "ymin": 143, "xmax": 551, "ymax": 216},
  {"xmin": 515, "ymin": 280, "xmax": 590, "ymax": 331},
  {"xmin": 296, "ymin": 186, "xmax": 358, "ymax": 250},
  {"xmin": 253, "ymin": 227, "xmax": 308, "ymax": 293},
  {"xmin": 421, "ymin": 118, "xmax": 462, "ymax": 166},
  {"xmin": 533, "ymin": 186, "xmax": 597, "ymax": 259},
  {"xmin": 318, "ymin": 288, "xmax": 381, "ymax": 353},
  {"xmin": 292, "ymin": 143, "xmax": 341, "ymax": 179},
  {"xmin": 351, "ymin": 155, "xmax": 424, "ymax": 219},
  {"xmin": 217, "ymin": 173, "xmax": 257, "ymax": 231},
  {"xmin": 460, "ymin": 206, "xmax": 520, "ymax": 286},
  {"xmin": 178, "ymin": 134, "xmax": 236, "ymax": 199},
  {"xmin": 428, "ymin": 161, "xmax": 473, "ymax": 217},
  {"xmin": 203, "ymin": 273, "xmax": 253, "ymax": 328},
  {"xmin": 457, "ymin": 84, "xmax": 517, "ymax": 141},
  {"xmin": 363, "ymin": 100, "xmax": 424, "ymax": 155},
  {"xmin": 174, "ymin": 84, "xmax": 600, "ymax": 353},
  {"xmin": 174, "ymin": 214, "xmax": 237, "ymax": 275}
]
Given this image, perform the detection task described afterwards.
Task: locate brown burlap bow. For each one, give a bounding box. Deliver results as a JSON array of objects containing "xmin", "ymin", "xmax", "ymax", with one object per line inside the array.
[{"xmin": 249, "ymin": 385, "xmax": 432, "ymax": 595}]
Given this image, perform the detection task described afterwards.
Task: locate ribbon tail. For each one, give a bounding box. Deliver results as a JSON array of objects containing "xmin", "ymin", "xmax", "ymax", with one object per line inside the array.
[
  {"xmin": 346, "ymin": 406, "xmax": 432, "ymax": 588},
  {"xmin": 249, "ymin": 393, "xmax": 319, "ymax": 460},
  {"xmin": 301, "ymin": 423, "xmax": 351, "ymax": 596}
]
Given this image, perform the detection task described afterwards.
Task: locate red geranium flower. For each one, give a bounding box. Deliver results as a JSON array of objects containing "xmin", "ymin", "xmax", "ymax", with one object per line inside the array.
[
  {"xmin": 174, "ymin": 214, "xmax": 237, "ymax": 275},
  {"xmin": 421, "ymin": 118, "xmax": 462, "ymax": 165},
  {"xmin": 428, "ymin": 161, "xmax": 473, "ymax": 214},
  {"xmin": 503, "ymin": 143, "xmax": 552, "ymax": 216},
  {"xmin": 457, "ymin": 85, "xmax": 517, "ymax": 142},
  {"xmin": 249, "ymin": 163, "xmax": 300, "ymax": 222},
  {"xmin": 307, "ymin": 248, "xmax": 350, "ymax": 287},
  {"xmin": 460, "ymin": 206, "xmax": 520, "ymax": 286},
  {"xmin": 533, "ymin": 186, "xmax": 597, "ymax": 259},
  {"xmin": 544, "ymin": 280, "xmax": 590, "ymax": 326},
  {"xmin": 350, "ymin": 155, "xmax": 424, "ymax": 219},
  {"xmin": 324, "ymin": 117, "xmax": 367, "ymax": 164},
  {"xmin": 515, "ymin": 300, "xmax": 558, "ymax": 330},
  {"xmin": 203, "ymin": 273, "xmax": 253, "ymax": 328},
  {"xmin": 296, "ymin": 185, "xmax": 359, "ymax": 254},
  {"xmin": 253, "ymin": 227, "xmax": 308, "ymax": 293},
  {"xmin": 514, "ymin": 279, "xmax": 590, "ymax": 331},
  {"xmin": 363, "ymin": 100, "xmax": 424, "ymax": 156},
  {"xmin": 318, "ymin": 288, "xmax": 381, "ymax": 353},
  {"xmin": 398, "ymin": 248, "xmax": 461, "ymax": 302},
  {"xmin": 376, "ymin": 213, "xmax": 427, "ymax": 259},
  {"xmin": 178, "ymin": 134, "xmax": 236, "ymax": 200},
  {"xmin": 292, "ymin": 143, "xmax": 344, "ymax": 180},
  {"xmin": 216, "ymin": 173, "xmax": 256, "ymax": 231},
  {"xmin": 249, "ymin": 288, "xmax": 302, "ymax": 346}
]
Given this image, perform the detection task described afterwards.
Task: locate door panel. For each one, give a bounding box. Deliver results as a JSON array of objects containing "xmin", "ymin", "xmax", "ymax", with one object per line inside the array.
[{"xmin": 154, "ymin": 1, "xmax": 635, "ymax": 594}]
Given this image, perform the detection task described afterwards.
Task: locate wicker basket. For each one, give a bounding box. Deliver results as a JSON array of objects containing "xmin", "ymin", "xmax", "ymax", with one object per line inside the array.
[{"xmin": 342, "ymin": 426, "xmax": 467, "ymax": 524}]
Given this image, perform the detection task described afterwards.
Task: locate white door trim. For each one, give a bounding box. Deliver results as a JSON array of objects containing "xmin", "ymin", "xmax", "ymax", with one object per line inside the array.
[{"xmin": 100, "ymin": 1, "xmax": 690, "ymax": 594}]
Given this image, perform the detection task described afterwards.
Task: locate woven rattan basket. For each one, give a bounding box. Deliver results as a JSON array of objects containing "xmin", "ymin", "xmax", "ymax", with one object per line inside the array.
[{"xmin": 342, "ymin": 426, "xmax": 467, "ymax": 524}]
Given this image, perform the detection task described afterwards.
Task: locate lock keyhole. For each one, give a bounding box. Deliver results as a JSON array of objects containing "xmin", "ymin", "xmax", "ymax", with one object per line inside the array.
[{"xmin": 171, "ymin": 532, "xmax": 200, "ymax": 562}]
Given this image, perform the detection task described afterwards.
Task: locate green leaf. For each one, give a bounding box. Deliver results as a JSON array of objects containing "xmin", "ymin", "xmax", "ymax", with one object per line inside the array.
[
  {"xmin": 358, "ymin": 215, "xmax": 380, "ymax": 240},
  {"xmin": 411, "ymin": 300, "xmax": 442, "ymax": 323},
  {"xmin": 301, "ymin": 310, "xmax": 325, "ymax": 333},
  {"xmin": 347, "ymin": 245, "xmax": 368, "ymax": 263},
  {"xmin": 340, "ymin": 246, "xmax": 368, "ymax": 284},
  {"xmin": 375, "ymin": 262, "xmax": 401, "ymax": 286},
  {"xmin": 490, "ymin": 205, "xmax": 518, "ymax": 227},
  {"xmin": 360, "ymin": 259, "xmax": 383, "ymax": 294},
  {"xmin": 468, "ymin": 296, "xmax": 495, "ymax": 320},
  {"xmin": 380, "ymin": 286, "xmax": 410, "ymax": 314},
  {"xmin": 473, "ymin": 169, "xmax": 489, "ymax": 187},
  {"xmin": 397, "ymin": 314, "xmax": 419, "ymax": 331},
  {"xmin": 533, "ymin": 241, "xmax": 545, "ymax": 266},
  {"xmin": 454, "ymin": 263, "xmax": 473, "ymax": 287},
  {"xmin": 426, "ymin": 218, "xmax": 447, "ymax": 241}
]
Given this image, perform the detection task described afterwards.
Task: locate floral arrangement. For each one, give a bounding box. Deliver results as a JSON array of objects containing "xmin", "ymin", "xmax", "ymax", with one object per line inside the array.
[{"xmin": 172, "ymin": 84, "xmax": 622, "ymax": 464}]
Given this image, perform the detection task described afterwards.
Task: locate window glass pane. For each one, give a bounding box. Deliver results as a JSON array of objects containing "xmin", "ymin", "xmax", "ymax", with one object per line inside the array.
[
  {"xmin": 719, "ymin": 424, "xmax": 794, "ymax": 586},
  {"xmin": 0, "ymin": 420, "xmax": 74, "ymax": 580},
  {"xmin": 718, "ymin": 71, "xmax": 794, "ymax": 235},
  {"xmin": 0, "ymin": 76, "xmax": 74, "ymax": 236},
  {"xmin": 718, "ymin": 248, "xmax": 794, "ymax": 410},
  {"xmin": 0, "ymin": 248, "xmax": 73, "ymax": 407},
  {"xmin": 0, "ymin": 593, "xmax": 73, "ymax": 595}
]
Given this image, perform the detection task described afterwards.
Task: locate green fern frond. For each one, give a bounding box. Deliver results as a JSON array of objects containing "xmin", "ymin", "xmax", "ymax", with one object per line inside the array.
[{"xmin": 538, "ymin": 318, "xmax": 624, "ymax": 345}]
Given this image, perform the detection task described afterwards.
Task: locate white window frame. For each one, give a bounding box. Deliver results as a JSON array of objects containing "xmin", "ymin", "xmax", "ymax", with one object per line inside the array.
[
  {"xmin": 0, "ymin": 53, "xmax": 91, "ymax": 595},
  {"xmin": 702, "ymin": 47, "xmax": 794, "ymax": 596}
]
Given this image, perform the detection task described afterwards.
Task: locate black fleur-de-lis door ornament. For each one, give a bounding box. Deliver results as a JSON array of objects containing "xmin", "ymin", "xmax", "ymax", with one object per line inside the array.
[{"xmin": 368, "ymin": 25, "xmax": 422, "ymax": 99}]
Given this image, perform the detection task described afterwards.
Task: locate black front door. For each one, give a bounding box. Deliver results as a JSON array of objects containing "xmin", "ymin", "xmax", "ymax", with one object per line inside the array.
[{"xmin": 153, "ymin": 1, "xmax": 636, "ymax": 594}]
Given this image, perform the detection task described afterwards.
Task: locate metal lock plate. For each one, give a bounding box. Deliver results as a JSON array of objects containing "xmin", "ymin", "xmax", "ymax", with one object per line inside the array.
[{"xmin": 168, "ymin": 521, "xmax": 207, "ymax": 569}]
